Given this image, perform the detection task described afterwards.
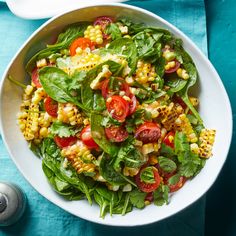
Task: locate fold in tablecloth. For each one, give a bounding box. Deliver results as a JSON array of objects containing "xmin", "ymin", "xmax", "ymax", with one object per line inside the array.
[{"xmin": 0, "ymin": 1, "xmax": 207, "ymax": 235}]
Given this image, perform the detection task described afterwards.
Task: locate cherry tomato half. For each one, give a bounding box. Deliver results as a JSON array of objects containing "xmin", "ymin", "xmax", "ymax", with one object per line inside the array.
[
  {"xmin": 135, "ymin": 122, "xmax": 161, "ymax": 144},
  {"xmin": 165, "ymin": 60, "xmax": 181, "ymax": 74},
  {"xmin": 101, "ymin": 78, "xmax": 131, "ymax": 99},
  {"xmin": 166, "ymin": 176, "xmax": 187, "ymax": 193},
  {"xmin": 80, "ymin": 125, "xmax": 99, "ymax": 149},
  {"xmin": 135, "ymin": 166, "xmax": 161, "ymax": 193},
  {"xmin": 44, "ymin": 97, "xmax": 58, "ymax": 117},
  {"xmin": 105, "ymin": 125, "xmax": 128, "ymax": 142},
  {"xmin": 54, "ymin": 136, "xmax": 77, "ymax": 148},
  {"xmin": 163, "ymin": 131, "xmax": 175, "ymax": 148},
  {"xmin": 31, "ymin": 67, "xmax": 41, "ymax": 88},
  {"xmin": 106, "ymin": 95, "xmax": 129, "ymax": 122},
  {"xmin": 69, "ymin": 37, "xmax": 95, "ymax": 56}
]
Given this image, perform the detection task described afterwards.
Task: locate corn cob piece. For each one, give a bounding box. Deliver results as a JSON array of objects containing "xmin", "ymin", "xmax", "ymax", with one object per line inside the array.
[
  {"xmin": 175, "ymin": 114, "xmax": 198, "ymax": 143},
  {"xmin": 157, "ymin": 103, "xmax": 184, "ymax": 131},
  {"xmin": 199, "ymin": 129, "xmax": 216, "ymax": 158},
  {"xmin": 31, "ymin": 88, "xmax": 47, "ymax": 104},
  {"xmin": 57, "ymin": 103, "xmax": 83, "ymax": 126},
  {"xmin": 134, "ymin": 60, "xmax": 157, "ymax": 85},
  {"xmin": 84, "ymin": 25, "xmax": 103, "ymax": 45},
  {"xmin": 21, "ymin": 103, "xmax": 40, "ymax": 140},
  {"xmin": 61, "ymin": 141, "xmax": 96, "ymax": 174}
]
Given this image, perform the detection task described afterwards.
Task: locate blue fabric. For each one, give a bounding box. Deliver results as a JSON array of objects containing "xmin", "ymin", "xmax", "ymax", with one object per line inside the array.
[{"xmin": 0, "ymin": 1, "xmax": 207, "ymax": 235}]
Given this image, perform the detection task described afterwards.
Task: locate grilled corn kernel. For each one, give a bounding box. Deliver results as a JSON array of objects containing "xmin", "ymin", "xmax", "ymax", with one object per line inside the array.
[
  {"xmin": 134, "ymin": 60, "xmax": 157, "ymax": 85},
  {"xmin": 163, "ymin": 51, "xmax": 176, "ymax": 61},
  {"xmin": 189, "ymin": 97, "xmax": 199, "ymax": 106},
  {"xmin": 123, "ymin": 167, "xmax": 139, "ymax": 177},
  {"xmin": 177, "ymin": 68, "xmax": 190, "ymax": 80},
  {"xmin": 39, "ymin": 127, "xmax": 48, "ymax": 138},
  {"xmin": 61, "ymin": 141, "xmax": 96, "ymax": 174},
  {"xmin": 22, "ymin": 103, "xmax": 40, "ymax": 140},
  {"xmin": 190, "ymin": 143, "xmax": 199, "ymax": 155},
  {"xmin": 31, "ymin": 88, "xmax": 47, "ymax": 105},
  {"xmin": 142, "ymin": 143, "xmax": 154, "ymax": 155},
  {"xmin": 25, "ymin": 85, "xmax": 34, "ymax": 96},
  {"xmin": 199, "ymin": 129, "xmax": 216, "ymax": 158},
  {"xmin": 149, "ymin": 155, "xmax": 158, "ymax": 165},
  {"xmin": 84, "ymin": 25, "xmax": 103, "ymax": 44},
  {"xmin": 36, "ymin": 58, "xmax": 47, "ymax": 68},
  {"xmin": 57, "ymin": 103, "xmax": 83, "ymax": 126},
  {"xmin": 157, "ymin": 103, "xmax": 184, "ymax": 130},
  {"xmin": 175, "ymin": 114, "xmax": 198, "ymax": 143}
]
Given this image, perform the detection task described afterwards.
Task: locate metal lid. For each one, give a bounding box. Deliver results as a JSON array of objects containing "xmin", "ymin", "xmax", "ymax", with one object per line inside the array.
[
  {"xmin": 0, "ymin": 182, "xmax": 26, "ymax": 226},
  {"xmin": 0, "ymin": 193, "xmax": 7, "ymax": 213}
]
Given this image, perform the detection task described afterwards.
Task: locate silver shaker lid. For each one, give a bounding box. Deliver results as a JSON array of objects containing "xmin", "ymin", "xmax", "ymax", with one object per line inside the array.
[{"xmin": 0, "ymin": 182, "xmax": 26, "ymax": 226}]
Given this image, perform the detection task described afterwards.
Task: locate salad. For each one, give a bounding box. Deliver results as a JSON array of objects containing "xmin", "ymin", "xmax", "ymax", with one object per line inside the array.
[{"xmin": 15, "ymin": 16, "xmax": 216, "ymax": 218}]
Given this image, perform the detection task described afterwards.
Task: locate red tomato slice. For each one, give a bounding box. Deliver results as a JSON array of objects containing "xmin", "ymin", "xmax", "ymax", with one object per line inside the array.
[
  {"xmin": 94, "ymin": 16, "xmax": 114, "ymax": 38},
  {"xmin": 31, "ymin": 67, "xmax": 41, "ymax": 88},
  {"xmin": 54, "ymin": 136, "xmax": 77, "ymax": 148},
  {"xmin": 128, "ymin": 94, "xmax": 138, "ymax": 115},
  {"xmin": 44, "ymin": 97, "xmax": 58, "ymax": 117},
  {"xmin": 80, "ymin": 125, "xmax": 99, "ymax": 149},
  {"xmin": 69, "ymin": 37, "xmax": 95, "ymax": 56},
  {"xmin": 101, "ymin": 78, "xmax": 131, "ymax": 99},
  {"xmin": 165, "ymin": 60, "xmax": 181, "ymax": 74},
  {"xmin": 166, "ymin": 176, "xmax": 187, "ymax": 193},
  {"xmin": 135, "ymin": 166, "xmax": 161, "ymax": 193},
  {"xmin": 105, "ymin": 125, "xmax": 128, "ymax": 142},
  {"xmin": 163, "ymin": 131, "xmax": 175, "ymax": 148},
  {"xmin": 106, "ymin": 95, "xmax": 129, "ymax": 122},
  {"xmin": 135, "ymin": 122, "xmax": 161, "ymax": 144}
]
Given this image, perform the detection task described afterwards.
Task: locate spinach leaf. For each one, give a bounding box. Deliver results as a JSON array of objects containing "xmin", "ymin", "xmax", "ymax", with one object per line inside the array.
[
  {"xmin": 39, "ymin": 66, "xmax": 88, "ymax": 112},
  {"xmin": 81, "ymin": 60, "xmax": 124, "ymax": 110},
  {"xmin": 93, "ymin": 92, "xmax": 106, "ymax": 111},
  {"xmin": 90, "ymin": 112, "xmax": 119, "ymax": 157},
  {"xmin": 153, "ymin": 184, "xmax": 169, "ymax": 206},
  {"xmin": 165, "ymin": 73, "xmax": 188, "ymax": 93},
  {"xmin": 26, "ymin": 22, "xmax": 89, "ymax": 72},
  {"xmin": 99, "ymin": 154, "xmax": 127, "ymax": 185},
  {"xmin": 177, "ymin": 63, "xmax": 203, "ymax": 124},
  {"xmin": 105, "ymin": 23, "xmax": 122, "ymax": 40},
  {"xmin": 158, "ymin": 156, "xmax": 177, "ymax": 173},
  {"xmin": 93, "ymin": 191, "xmax": 109, "ymax": 218},
  {"xmin": 29, "ymin": 141, "xmax": 42, "ymax": 158},
  {"xmin": 50, "ymin": 121, "xmax": 80, "ymax": 137},
  {"xmin": 107, "ymin": 38, "xmax": 138, "ymax": 74},
  {"xmin": 129, "ymin": 189, "xmax": 146, "ymax": 209}
]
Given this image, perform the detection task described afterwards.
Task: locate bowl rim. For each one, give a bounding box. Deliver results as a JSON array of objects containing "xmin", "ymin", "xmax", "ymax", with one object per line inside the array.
[{"xmin": 0, "ymin": 2, "xmax": 233, "ymax": 226}]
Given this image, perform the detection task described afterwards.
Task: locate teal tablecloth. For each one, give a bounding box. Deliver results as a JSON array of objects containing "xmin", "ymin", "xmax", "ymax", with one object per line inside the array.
[{"xmin": 0, "ymin": 1, "xmax": 208, "ymax": 235}]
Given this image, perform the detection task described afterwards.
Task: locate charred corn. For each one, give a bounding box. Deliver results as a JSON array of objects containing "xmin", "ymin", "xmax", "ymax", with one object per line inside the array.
[
  {"xmin": 57, "ymin": 103, "xmax": 83, "ymax": 126},
  {"xmin": 123, "ymin": 166, "xmax": 139, "ymax": 177},
  {"xmin": 175, "ymin": 114, "xmax": 198, "ymax": 143},
  {"xmin": 61, "ymin": 141, "xmax": 96, "ymax": 174},
  {"xmin": 157, "ymin": 103, "xmax": 184, "ymax": 130},
  {"xmin": 199, "ymin": 129, "xmax": 216, "ymax": 158}
]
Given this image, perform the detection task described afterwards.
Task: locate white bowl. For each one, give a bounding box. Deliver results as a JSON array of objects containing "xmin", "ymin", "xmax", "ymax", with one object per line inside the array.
[{"xmin": 0, "ymin": 3, "xmax": 232, "ymax": 226}]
